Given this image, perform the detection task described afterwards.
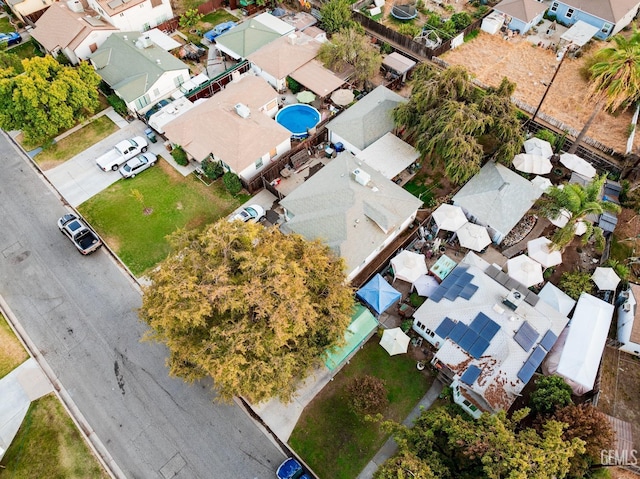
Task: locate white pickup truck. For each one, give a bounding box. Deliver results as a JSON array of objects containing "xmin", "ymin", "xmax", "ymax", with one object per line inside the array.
[{"xmin": 96, "ymin": 136, "xmax": 149, "ymax": 171}]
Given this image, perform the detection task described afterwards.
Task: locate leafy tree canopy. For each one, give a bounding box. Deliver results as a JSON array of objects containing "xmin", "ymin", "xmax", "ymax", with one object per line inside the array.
[
  {"xmin": 378, "ymin": 407, "xmax": 584, "ymax": 479},
  {"xmin": 139, "ymin": 221, "xmax": 355, "ymax": 403},
  {"xmin": 394, "ymin": 65, "xmax": 523, "ymax": 184},
  {"xmin": 320, "ymin": 0, "xmax": 355, "ymax": 34},
  {"xmin": 0, "ymin": 50, "xmax": 23, "ymax": 77},
  {"xmin": 0, "ymin": 56, "xmax": 101, "ymax": 145},
  {"xmin": 530, "ymin": 375, "xmax": 573, "ymax": 415},
  {"xmin": 559, "ymin": 270, "xmax": 594, "ymax": 300}
]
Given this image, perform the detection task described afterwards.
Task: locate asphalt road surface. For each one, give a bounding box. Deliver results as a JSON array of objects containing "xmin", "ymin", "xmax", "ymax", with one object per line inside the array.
[{"xmin": 0, "ymin": 132, "xmax": 285, "ymax": 478}]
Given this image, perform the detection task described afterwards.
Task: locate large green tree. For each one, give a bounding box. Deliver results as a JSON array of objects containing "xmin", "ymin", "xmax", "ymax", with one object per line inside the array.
[
  {"xmin": 318, "ymin": 27, "xmax": 382, "ymax": 88},
  {"xmin": 0, "ymin": 56, "xmax": 101, "ymax": 145},
  {"xmin": 529, "ymin": 375, "xmax": 573, "ymax": 415},
  {"xmin": 535, "ymin": 175, "xmax": 621, "ymax": 250},
  {"xmin": 378, "ymin": 407, "xmax": 585, "ymax": 479},
  {"xmin": 393, "ymin": 65, "xmax": 523, "ymax": 184},
  {"xmin": 320, "ymin": 0, "xmax": 355, "ymax": 34},
  {"xmin": 568, "ymin": 29, "xmax": 640, "ymax": 154},
  {"xmin": 139, "ymin": 220, "xmax": 355, "ymax": 403}
]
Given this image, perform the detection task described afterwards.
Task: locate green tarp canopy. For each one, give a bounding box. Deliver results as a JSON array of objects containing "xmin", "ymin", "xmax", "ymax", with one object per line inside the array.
[{"xmin": 324, "ymin": 304, "xmax": 378, "ymax": 371}]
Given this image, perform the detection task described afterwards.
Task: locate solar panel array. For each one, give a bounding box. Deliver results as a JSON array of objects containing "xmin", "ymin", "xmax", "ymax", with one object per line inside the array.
[
  {"xmin": 460, "ymin": 364, "xmax": 481, "ymax": 385},
  {"xmin": 516, "ymin": 329, "xmax": 559, "ymax": 384},
  {"xmin": 433, "ymin": 312, "xmax": 500, "ymax": 359},
  {"xmin": 484, "ymin": 264, "xmax": 540, "ymax": 306},
  {"xmin": 430, "ymin": 266, "xmax": 478, "ymax": 303},
  {"xmin": 514, "ymin": 321, "xmax": 539, "ymax": 352}
]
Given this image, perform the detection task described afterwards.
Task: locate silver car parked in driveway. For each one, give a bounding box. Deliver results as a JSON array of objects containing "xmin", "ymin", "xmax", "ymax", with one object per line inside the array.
[{"xmin": 119, "ymin": 152, "xmax": 157, "ymax": 178}]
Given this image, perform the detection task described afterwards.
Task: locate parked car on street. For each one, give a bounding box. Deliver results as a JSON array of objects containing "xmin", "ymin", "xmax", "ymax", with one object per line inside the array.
[
  {"xmin": 96, "ymin": 136, "xmax": 148, "ymax": 171},
  {"xmin": 119, "ymin": 152, "xmax": 157, "ymax": 178},
  {"xmin": 204, "ymin": 21, "xmax": 237, "ymax": 42},
  {"xmin": 0, "ymin": 32, "xmax": 22, "ymax": 47},
  {"xmin": 57, "ymin": 213, "xmax": 102, "ymax": 255},
  {"xmin": 276, "ymin": 458, "xmax": 311, "ymax": 479},
  {"xmin": 228, "ymin": 204, "xmax": 265, "ymax": 223}
]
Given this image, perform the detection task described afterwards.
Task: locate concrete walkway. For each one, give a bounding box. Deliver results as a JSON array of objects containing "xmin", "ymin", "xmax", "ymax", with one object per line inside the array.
[
  {"xmin": 356, "ymin": 380, "xmax": 444, "ymax": 479},
  {"xmin": 502, "ymin": 217, "xmax": 551, "ymax": 258}
]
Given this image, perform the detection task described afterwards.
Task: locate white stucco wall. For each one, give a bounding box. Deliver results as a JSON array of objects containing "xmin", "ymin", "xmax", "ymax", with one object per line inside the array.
[
  {"xmin": 237, "ymin": 137, "xmax": 291, "ymax": 181},
  {"xmin": 126, "ymin": 69, "xmax": 189, "ymax": 113},
  {"xmin": 328, "ymin": 131, "xmax": 361, "ymax": 156},
  {"xmin": 87, "ymin": 0, "xmax": 172, "ymax": 31},
  {"xmin": 71, "ymin": 30, "xmax": 118, "ymax": 63},
  {"xmin": 251, "ymin": 64, "xmax": 286, "ymax": 93}
]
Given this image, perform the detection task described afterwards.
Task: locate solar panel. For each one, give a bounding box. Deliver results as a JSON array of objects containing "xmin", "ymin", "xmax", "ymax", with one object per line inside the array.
[
  {"xmin": 517, "ymin": 362, "xmax": 536, "ymax": 383},
  {"xmin": 435, "ymin": 317, "xmax": 455, "ymax": 338},
  {"xmin": 524, "ymin": 292, "xmax": 540, "ymax": 306},
  {"xmin": 514, "ymin": 321, "xmax": 539, "ymax": 351},
  {"xmin": 459, "ymin": 329, "xmax": 478, "ymax": 351},
  {"xmin": 469, "ymin": 337, "xmax": 490, "ymax": 359},
  {"xmin": 485, "ymin": 264, "xmax": 500, "ymax": 278},
  {"xmin": 480, "ymin": 318, "xmax": 500, "ymax": 340},
  {"xmin": 470, "ymin": 312, "xmax": 490, "ymax": 332},
  {"xmin": 430, "ymin": 289, "xmax": 444, "ymax": 303},
  {"xmin": 460, "ymin": 284, "xmax": 478, "ymax": 300},
  {"xmin": 460, "ymin": 365, "xmax": 481, "ymax": 385},
  {"xmin": 449, "ymin": 322, "xmax": 468, "ymax": 343},
  {"xmin": 528, "ymin": 346, "xmax": 547, "ymax": 368},
  {"xmin": 539, "ymin": 330, "xmax": 558, "ymax": 351}
]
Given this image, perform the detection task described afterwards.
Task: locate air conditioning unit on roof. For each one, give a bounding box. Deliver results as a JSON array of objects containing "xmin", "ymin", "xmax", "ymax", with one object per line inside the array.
[{"xmin": 503, "ymin": 289, "xmax": 524, "ymax": 311}]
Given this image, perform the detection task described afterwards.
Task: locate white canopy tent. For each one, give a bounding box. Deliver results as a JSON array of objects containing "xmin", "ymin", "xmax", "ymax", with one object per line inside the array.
[
  {"xmin": 531, "ymin": 175, "xmax": 552, "ymax": 192},
  {"xmin": 512, "ymin": 153, "xmax": 553, "ymax": 174},
  {"xmin": 506, "ymin": 254, "xmax": 543, "ymax": 287},
  {"xmin": 527, "ymin": 237, "xmax": 562, "ymax": 268},
  {"xmin": 538, "ymin": 282, "xmax": 576, "ymax": 316},
  {"xmin": 391, "ymin": 250, "xmax": 428, "ymax": 283},
  {"xmin": 412, "ymin": 274, "xmax": 440, "ymax": 297},
  {"xmin": 524, "ymin": 137, "xmax": 553, "ymax": 158},
  {"xmin": 555, "ymin": 293, "xmax": 614, "ymax": 392},
  {"xmin": 592, "ymin": 267, "xmax": 621, "ymax": 291},
  {"xmin": 560, "ymin": 153, "xmax": 596, "ymax": 178},
  {"xmin": 457, "ymin": 222, "xmax": 491, "ymax": 251},
  {"xmin": 432, "ymin": 204, "xmax": 467, "ymax": 232},
  {"xmin": 379, "ymin": 327, "xmax": 411, "ymax": 356}
]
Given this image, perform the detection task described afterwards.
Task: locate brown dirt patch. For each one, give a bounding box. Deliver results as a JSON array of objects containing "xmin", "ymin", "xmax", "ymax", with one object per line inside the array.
[{"xmin": 441, "ymin": 31, "xmax": 636, "ymax": 153}]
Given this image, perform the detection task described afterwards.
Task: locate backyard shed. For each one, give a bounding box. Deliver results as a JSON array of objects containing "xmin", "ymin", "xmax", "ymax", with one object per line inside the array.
[
  {"xmin": 381, "ymin": 52, "xmax": 416, "ymax": 82},
  {"xmin": 356, "ymin": 132, "xmax": 419, "ymax": 180}
]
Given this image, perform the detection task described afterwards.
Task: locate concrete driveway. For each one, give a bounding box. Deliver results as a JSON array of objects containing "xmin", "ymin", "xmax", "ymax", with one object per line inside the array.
[{"xmin": 44, "ymin": 119, "xmax": 183, "ymax": 207}]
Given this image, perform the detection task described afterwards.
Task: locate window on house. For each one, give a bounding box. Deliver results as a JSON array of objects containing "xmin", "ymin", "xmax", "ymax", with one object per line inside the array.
[
  {"xmin": 135, "ymin": 95, "xmax": 150, "ymax": 110},
  {"xmin": 174, "ymin": 75, "xmax": 184, "ymax": 87},
  {"xmin": 143, "ymin": 22, "xmax": 150, "ymax": 31},
  {"xmin": 269, "ymin": 148, "xmax": 277, "ymax": 158},
  {"xmin": 566, "ymin": 8, "xmax": 574, "ymax": 18},
  {"xmin": 266, "ymin": 100, "xmax": 277, "ymax": 111},
  {"xmin": 550, "ymin": 2, "xmax": 558, "ymax": 12},
  {"xmin": 153, "ymin": 88, "xmax": 160, "ymax": 98},
  {"xmin": 255, "ymin": 158, "xmax": 263, "ymax": 168},
  {"xmin": 601, "ymin": 23, "xmax": 613, "ymax": 34},
  {"xmin": 89, "ymin": 43, "xmax": 97, "ymax": 53}
]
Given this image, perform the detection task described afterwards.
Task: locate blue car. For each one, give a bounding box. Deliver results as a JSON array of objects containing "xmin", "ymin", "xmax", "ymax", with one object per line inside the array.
[
  {"xmin": 0, "ymin": 32, "xmax": 22, "ymax": 47},
  {"xmin": 276, "ymin": 458, "xmax": 312, "ymax": 479},
  {"xmin": 203, "ymin": 21, "xmax": 236, "ymax": 42}
]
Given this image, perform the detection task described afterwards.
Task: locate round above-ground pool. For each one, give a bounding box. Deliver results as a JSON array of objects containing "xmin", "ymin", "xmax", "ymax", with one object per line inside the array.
[{"xmin": 276, "ymin": 104, "xmax": 321, "ymax": 139}]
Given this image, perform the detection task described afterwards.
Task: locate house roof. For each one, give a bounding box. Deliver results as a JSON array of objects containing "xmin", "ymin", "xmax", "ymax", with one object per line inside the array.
[
  {"xmin": 289, "ymin": 59, "xmax": 345, "ymax": 97},
  {"xmin": 356, "ymin": 132, "xmax": 419, "ymax": 180},
  {"xmin": 452, "ymin": 162, "xmax": 542, "ymax": 237},
  {"xmin": 326, "ymin": 86, "xmax": 406, "ymax": 151},
  {"xmin": 253, "ymin": 12, "xmax": 295, "ymax": 35},
  {"xmin": 556, "ymin": 0, "xmax": 640, "ymax": 24},
  {"xmin": 382, "ymin": 52, "xmax": 416, "ymax": 75},
  {"xmin": 493, "ymin": 0, "xmax": 547, "ymax": 23},
  {"xmin": 215, "ymin": 18, "xmax": 282, "ymax": 59},
  {"xmin": 560, "ymin": 20, "xmax": 599, "ymax": 46},
  {"xmin": 280, "ymin": 152, "xmax": 422, "ymax": 276},
  {"xmin": 247, "ymin": 32, "xmax": 320, "ymax": 81},
  {"xmin": 163, "ymin": 75, "xmax": 290, "ymax": 170},
  {"xmin": 31, "ymin": 2, "xmax": 116, "ymax": 52},
  {"xmin": 556, "ymin": 293, "xmax": 614, "ymax": 390},
  {"xmin": 90, "ymin": 0, "xmax": 146, "ymax": 18},
  {"xmin": 413, "ymin": 252, "xmax": 570, "ymax": 413},
  {"xmin": 90, "ymin": 32, "xmax": 188, "ymax": 102}
]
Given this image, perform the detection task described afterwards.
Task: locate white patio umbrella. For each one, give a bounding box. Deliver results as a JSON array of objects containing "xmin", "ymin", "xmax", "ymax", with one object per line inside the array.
[
  {"xmin": 548, "ymin": 209, "xmax": 572, "ymax": 228},
  {"xmin": 591, "ymin": 267, "xmax": 620, "ymax": 291},
  {"xmin": 379, "ymin": 327, "xmax": 411, "ymax": 356},
  {"xmin": 412, "ymin": 274, "xmax": 440, "ymax": 297},
  {"xmin": 506, "ymin": 254, "xmax": 544, "ymax": 287},
  {"xmin": 527, "ymin": 237, "xmax": 562, "ymax": 268},
  {"xmin": 330, "ymin": 89, "xmax": 355, "ymax": 106},
  {"xmin": 391, "ymin": 250, "xmax": 428, "ymax": 283},
  {"xmin": 296, "ymin": 90, "xmax": 316, "ymax": 104},
  {"xmin": 531, "ymin": 175, "xmax": 553, "ymax": 192},
  {"xmin": 456, "ymin": 222, "xmax": 491, "ymax": 251},
  {"xmin": 574, "ymin": 221, "xmax": 588, "ymax": 236},
  {"xmin": 512, "ymin": 153, "xmax": 553, "ymax": 174},
  {"xmin": 432, "ymin": 204, "xmax": 467, "ymax": 232},
  {"xmin": 524, "ymin": 137, "xmax": 554, "ymax": 158},
  {"xmin": 560, "ymin": 153, "xmax": 597, "ymax": 178}
]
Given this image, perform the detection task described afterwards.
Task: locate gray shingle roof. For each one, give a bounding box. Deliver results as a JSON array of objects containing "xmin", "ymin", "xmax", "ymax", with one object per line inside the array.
[
  {"xmin": 89, "ymin": 32, "xmax": 188, "ymax": 102},
  {"xmin": 326, "ymin": 86, "xmax": 406, "ymax": 151}
]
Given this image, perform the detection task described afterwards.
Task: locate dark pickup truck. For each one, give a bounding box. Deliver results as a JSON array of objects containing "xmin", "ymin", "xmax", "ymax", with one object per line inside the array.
[{"xmin": 58, "ymin": 213, "xmax": 102, "ymax": 255}]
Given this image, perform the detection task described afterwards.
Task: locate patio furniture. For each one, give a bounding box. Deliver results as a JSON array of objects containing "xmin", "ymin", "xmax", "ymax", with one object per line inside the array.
[{"xmin": 430, "ymin": 254, "xmax": 457, "ymax": 282}]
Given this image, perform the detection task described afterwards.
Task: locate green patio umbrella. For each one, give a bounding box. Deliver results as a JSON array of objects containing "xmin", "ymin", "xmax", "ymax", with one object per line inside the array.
[{"xmin": 296, "ymin": 91, "xmax": 316, "ymax": 104}]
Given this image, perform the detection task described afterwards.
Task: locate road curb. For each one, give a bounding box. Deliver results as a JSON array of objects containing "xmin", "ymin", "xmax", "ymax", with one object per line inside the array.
[{"xmin": 0, "ymin": 296, "xmax": 126, "ymax": 479}]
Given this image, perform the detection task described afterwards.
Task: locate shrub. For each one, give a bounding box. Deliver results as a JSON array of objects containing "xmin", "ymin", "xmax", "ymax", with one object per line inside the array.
[
  {"xmin": 286, "ymin": 76, "xmax": 302, "ymax": 94},
  {"xmin": 472, "ymin": 5, "xmax": 489, "ymax": 18},
  {"xmin": 171, "ymin": 146, "xmax": 189, "ymax": 166},
  {"xmin": 223, "ymin": 171, "xmax": 242, "ymax": 195},
  {"xmin": 464, "ymin": 28, "xmax": 480, "ymax": 42},
  {"xmin": 201, "ymin": 158, "xmax": 225, "ymax": 180},
  {"xmin": 380, "ymin": 42, "xmax": 393, "ymax": 55},
  {"xmin": 530, "ymin": 375, "xmax": 573, "ymax": 414},
  {"xmin": 559, "ymin": 271, "xmax": 593, "ymax": 300},
  {"xmin": 347, "ymin": 375, "xmax": 389, "ymax": 415},
  {"xmin": 534, "ymin": 129, "xmax": 557, "ymax": 148},
  {"xmin": 398, "ymin": 23, "xmax": 420, "ymax": 38},
  {"xmin": 451, "ymin": 11, "xmax": 472, "ymax": 30},
  {"xmin": 107, "ymin": 94, "xmax": 128, "ymax": 117}
]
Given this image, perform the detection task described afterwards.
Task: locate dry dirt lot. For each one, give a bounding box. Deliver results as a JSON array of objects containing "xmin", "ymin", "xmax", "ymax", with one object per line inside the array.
[{"xmin": 441, "ymin": 31, "xmax": 638, "ymax": 154}]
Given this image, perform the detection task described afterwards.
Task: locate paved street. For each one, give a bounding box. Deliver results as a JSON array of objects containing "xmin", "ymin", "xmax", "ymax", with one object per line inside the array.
[{"xmin": 0, "ymin": 132, "xmax": 284, "ymax": 478}]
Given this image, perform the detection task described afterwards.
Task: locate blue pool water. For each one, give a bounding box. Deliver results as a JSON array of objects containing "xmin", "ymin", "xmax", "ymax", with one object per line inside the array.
[{"xmin": 276, "ymin": 104, "xmax": 321, "ymax": 138}]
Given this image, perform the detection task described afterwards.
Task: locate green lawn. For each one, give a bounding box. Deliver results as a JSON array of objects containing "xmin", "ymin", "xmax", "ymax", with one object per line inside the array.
[
  {"xmin": 200, "ymin": 9, "xmax": 239, "ymax": 27},
  {"xmin": 8, "ymin": 39, "xmax": 44, "ymax": 60},
  {"xmin": 0, "ymin": 313, "xmax": 28, "ymax": 378},
  {"xmin": 34, "ymin": 115, "xmax": 118, "ymax": 169},
  {"xmin": 0, "ymin": 17, "xmax": 13, "ymax": 33},
  {"xmin": 79, "ymin": 160, "xmax": 249, "ymax": 276},
  {"xmin": 289, "ymin": 337, "xmax": 433, "ymax": 479},
  {"xmin": 0, "ymin": 394, "xmax": 109, "ymax": 478}
]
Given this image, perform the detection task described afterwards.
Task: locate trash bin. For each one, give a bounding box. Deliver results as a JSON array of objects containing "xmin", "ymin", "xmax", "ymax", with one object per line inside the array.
[
  {"xmin": 144, "ymin": 128, "xmax": 157, "ymax": 144},
  {"xmin": 334, "ymin": 142, "xmax": 344, "ymax": 152}
]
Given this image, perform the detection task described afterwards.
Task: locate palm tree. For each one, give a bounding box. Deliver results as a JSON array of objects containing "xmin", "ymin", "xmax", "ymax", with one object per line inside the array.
[
  {"xmin": 568, "ymin": 29, "xmax": 640, "ymax": 154},
  {"xmin": 536, "ymin": 175, "xmax": 622, "ymax": 250}
]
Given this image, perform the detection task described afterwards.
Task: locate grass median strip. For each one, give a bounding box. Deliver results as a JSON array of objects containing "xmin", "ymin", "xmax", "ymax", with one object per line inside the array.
[
  {"xmin": 289, "ymin": 337, "xmax": 433, "ymax": 479},
  {"xmin": 0, "ymin": 313, "xmax": 28, "ymax": 378},
  {"xmin": 33, "ymin": 115, "xmax": 118, "ymax": 170}
]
